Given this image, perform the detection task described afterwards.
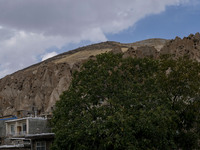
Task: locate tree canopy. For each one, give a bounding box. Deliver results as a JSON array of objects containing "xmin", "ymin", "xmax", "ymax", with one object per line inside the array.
[{"xmin": 51, "ymin": 53, "xmax": 200, "ymax": 150}]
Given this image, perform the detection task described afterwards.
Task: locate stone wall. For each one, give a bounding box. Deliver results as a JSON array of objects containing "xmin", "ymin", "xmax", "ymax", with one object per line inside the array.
[
  {"xmin": 28, "ymin": 118, "xmax": 50, "ymax": 134},
  {"xmin": 0, "ymin": 120, "xmax": 6, "ymax": 137}
]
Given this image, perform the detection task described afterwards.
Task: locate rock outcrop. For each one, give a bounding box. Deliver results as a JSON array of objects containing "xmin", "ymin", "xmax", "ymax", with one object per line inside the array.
[
  {"xmin": 123, "ymin": 46, "xmax": 158, "ymax": 58},
  {"xmin": 0, "ymin": 34, "xmax": 200, "ymax": 116},
  {"xmin": 160, "ymin": 33, "xmax": 200, "ymax": 61}
]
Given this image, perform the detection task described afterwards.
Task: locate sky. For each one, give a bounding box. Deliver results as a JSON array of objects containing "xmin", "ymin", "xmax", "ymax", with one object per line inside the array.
[{"xmin": 0, "ymin": 0, "xmax": 200, "ymax": 78}]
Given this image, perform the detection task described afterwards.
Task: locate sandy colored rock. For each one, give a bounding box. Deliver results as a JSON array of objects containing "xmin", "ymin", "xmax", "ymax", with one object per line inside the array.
[{"xmin": 160, "ymin": 34, "xmax": 200, "ymax": 61}]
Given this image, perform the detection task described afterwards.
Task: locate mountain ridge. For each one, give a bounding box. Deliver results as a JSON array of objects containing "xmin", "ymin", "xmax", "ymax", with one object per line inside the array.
[
  {"xmin": 0, "ymin": 33, "xmax": 199, "ymax": 116},
  {"xmin": 2, "ymin": 38, "xmax": 168, "ymax": 78}
]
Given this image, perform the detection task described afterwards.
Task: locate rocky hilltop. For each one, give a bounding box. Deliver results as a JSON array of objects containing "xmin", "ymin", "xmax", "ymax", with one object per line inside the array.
[{"xmin": 0, "ymin": 33, "xmax": 200, "ymax": 116}]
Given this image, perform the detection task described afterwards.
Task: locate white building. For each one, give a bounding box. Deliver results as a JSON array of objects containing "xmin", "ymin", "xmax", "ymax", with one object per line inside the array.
[{"xmin": 5, "ymin": 117, "xmax": 49, "ymax": 137}]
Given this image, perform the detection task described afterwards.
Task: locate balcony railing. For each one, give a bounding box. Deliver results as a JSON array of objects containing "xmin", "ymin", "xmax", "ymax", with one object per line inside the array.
[
  {"xmin": 7, "ymin": 131, "xmax": 27, "ymax": 137},
  {"xmin": 17, "ymin": 131, "xmax": 27, "ymax": 136}
]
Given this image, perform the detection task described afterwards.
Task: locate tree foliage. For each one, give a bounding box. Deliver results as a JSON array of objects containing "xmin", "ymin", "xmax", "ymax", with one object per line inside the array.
[{"xmin": 51, "ymin": 53, "xmax": 200, "ymax": 150}]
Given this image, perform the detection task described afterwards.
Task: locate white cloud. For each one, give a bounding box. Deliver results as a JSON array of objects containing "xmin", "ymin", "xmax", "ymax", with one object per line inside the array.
[
  {"xmin": 0, "ymin": 28, "xmax": 68, "ymax": 78},
  {"xmin": 0, "ymin": 0, "xmax": 193, "ymax": 78},
  {"xmin": 41, "ymin": 52, "xmax": 58, "ymax": 61}
]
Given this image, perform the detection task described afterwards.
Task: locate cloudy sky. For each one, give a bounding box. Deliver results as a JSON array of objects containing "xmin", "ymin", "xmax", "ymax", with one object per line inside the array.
[{"xmin": 0, "ymin": 0, "xmax": 200, "ymax": 78}]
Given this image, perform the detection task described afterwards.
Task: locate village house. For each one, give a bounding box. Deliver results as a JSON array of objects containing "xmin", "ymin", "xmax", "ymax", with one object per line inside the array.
[
  {"xmin": 0, "ymin": 114, "xmax": 54, "ymax": 150},
  {"xmin": 0, "ymin": 115, "xmax": 17, "ymax": 146},
  {"xmin": 26, "ymin": 133, "xmax": 54, "ymax": 150}
]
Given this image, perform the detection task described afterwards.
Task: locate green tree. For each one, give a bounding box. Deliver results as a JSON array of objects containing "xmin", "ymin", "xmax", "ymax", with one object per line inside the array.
[{"xmin": 51, "ymin": 53, "xmax": 200, "ymax": 150}]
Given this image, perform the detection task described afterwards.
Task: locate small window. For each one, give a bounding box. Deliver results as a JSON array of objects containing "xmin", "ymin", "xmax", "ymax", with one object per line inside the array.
[
  {"xmin": 36, "ymin": 141, "xmax": 46, "ymax": 150},
  {"xmin": 10, "ymin": 124, "xmax": 15, "ymax": 135},
  {"xmin": 22, "ymin": 123, "xmax": 26, "ymax": 133}
]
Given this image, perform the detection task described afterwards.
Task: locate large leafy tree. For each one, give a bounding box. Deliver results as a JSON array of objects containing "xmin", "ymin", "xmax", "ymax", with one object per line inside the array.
[{"xmin": 51, "ymin": 53, "xmax": 200, "ymax": 150}]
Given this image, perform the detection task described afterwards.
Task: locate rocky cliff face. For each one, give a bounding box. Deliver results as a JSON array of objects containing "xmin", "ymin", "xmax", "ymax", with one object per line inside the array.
[
  {"xmin": 0, "ymin": 33, "xmax": 200, "ymax": 116},
  {"xmin": 160, "ymin": 33, "xmax": 200, "ymax": 61}
]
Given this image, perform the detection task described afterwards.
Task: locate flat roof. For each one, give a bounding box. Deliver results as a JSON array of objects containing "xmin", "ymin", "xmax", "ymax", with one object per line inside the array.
[
  {"xmin": 0, "ymin": 144, "xmax": 30, "ymax": 149},
  {"xmin": 26, "ymin": 133, "xmax": 55, "ymax": 139},
  {"xmin": 5, "ymin": 117, "xmax": 47, "ymax": 123},
  {"xmin": 0, "ymin": 115, "xmax": 17, "ymax": 121},
  {"xmin": 8, "ymin": 138, "xmax": 26, "ymax": 140}
]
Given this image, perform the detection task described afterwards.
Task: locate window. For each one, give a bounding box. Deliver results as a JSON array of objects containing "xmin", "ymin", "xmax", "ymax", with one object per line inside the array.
[
  {"xmin": 36, "ymin": 141, "xmax": 46, "ymax": 150},
  {"xmin": 10, "ymin": 124, "xmax": 15, "ymax": 135},
  {"xmin": 22, "ymin": 123, "xmax": 27, "ymax": 133}
]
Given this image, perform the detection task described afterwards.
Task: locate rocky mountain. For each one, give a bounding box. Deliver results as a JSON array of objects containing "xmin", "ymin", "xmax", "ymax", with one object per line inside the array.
[{"xmin": 0, "ymin": 33, "xmax": 200, "ymax": 117}]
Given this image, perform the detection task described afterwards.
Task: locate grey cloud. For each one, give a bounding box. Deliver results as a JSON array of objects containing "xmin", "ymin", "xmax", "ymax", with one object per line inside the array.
[
  {"xmin": 0, "ymin": 0, "xmax": 189, "ymax": 37},
  {"xmin": 0, "ymin": 0, "xmax": 191, "ymax": 77},
  {"xmin": 0, "ymin": 27, "xmax": 15, "ymax": 40}
]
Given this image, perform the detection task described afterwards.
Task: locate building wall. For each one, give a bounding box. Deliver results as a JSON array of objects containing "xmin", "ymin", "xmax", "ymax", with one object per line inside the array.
[
  {"xmin": 0, "ymin": 120, "xmax": 6, "ymax": 137},
  {"xmin": 31, "ymin": 139, "xmax": 53, "ymax": 150},
  {"xmin": 5, "ymin": 117, "xmax": 50, "ymax": 137},
  {"xmin": 28, "ymin": 118, "xmax": 50, "ymax": 134},
  {"xmin": 0, "ymin": 120, "xmax": 6, "ymax": 145},
  {"xmin": 6, "ymin": 120, "xmax": 27, "ymax": 137}
]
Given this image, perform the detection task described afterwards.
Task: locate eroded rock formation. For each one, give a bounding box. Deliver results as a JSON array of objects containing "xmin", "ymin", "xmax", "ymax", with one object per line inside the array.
[{"xmin": 0, "ymin": 34, "xmax": 200, "ymax": 116}]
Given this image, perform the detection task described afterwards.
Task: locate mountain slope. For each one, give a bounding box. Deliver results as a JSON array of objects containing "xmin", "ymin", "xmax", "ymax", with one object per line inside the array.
[{"xmin": 0, "ymin": 33, "xmax": 200, "ymax": 116}]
